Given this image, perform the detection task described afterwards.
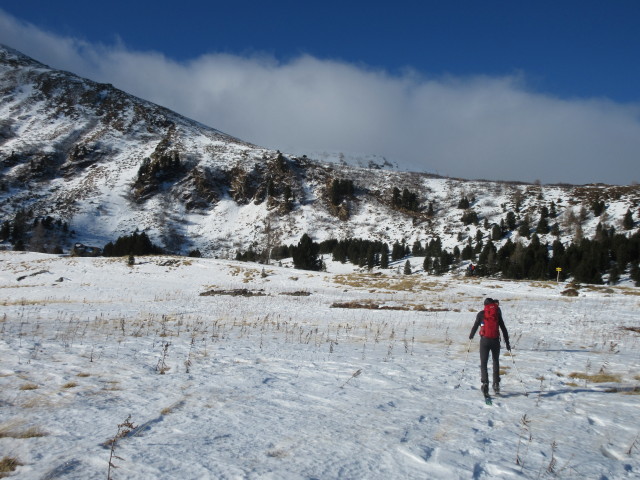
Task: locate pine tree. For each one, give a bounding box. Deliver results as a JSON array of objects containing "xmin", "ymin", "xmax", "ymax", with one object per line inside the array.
[
  {"xmin": 491, "ymin": 224, "xmax": 502, "ymax": 240},
  {"xmin": 623, "ymin": 209, "xmax": 634, "ymax": 230},
  {"xmin": 591, "ymin": 200, "xmax": 606, "ymax": 216},
  {"xmin": 461, "ymin": 243, "xmax": 474, "ymax": 261},
  {"xmin": 518, "ymin": 216, "xmax": 531, "ymax": 238},
  {"xmin": 1, "ymin": 220, "xmax": 11, "ymax": 241},
  {"xmin": 461, "ymin": 210, "xmax": 479, "ymax": 226},
  {"xmin": 391, "ymin": 241, "xmax": 404, "ymax": 261},
  {"xmin": 380, "ymin": 243, "xmax": 390, "ymax": 268},
  {"xmin": 412, "ymin": 240, "xmax": 424, "ymax": 256},
  {"xmin": 391, "ymin": 187, "xmax": 401, "ymax": 208},
  {"xmin": 404, "ymin": 260, "xmax": 412, "ymax": 275},
  {"xmin": 537, "ymin": 216, "xmax": 550, "ymax": 234},
  {"xmin": 630, "ymin": 263, "xmax": 640, "ymax": 287},
  {"xmin": 366, "ymin": 244, "xmax": 376, "ymax": 270},
  {"xmin": 457, "ymin": 196, "xmax": 470, "ymax": 209},
  {"xmin": 607, "ymin": 264, "xmax": 620, "ymax": 285},
  {"xmin": 423, "ymin": 256, "xmax": 432, "ymax": 272},
  {"xmin": 292, "ymin": 233, "xmax": 321, "ymax": 271}
]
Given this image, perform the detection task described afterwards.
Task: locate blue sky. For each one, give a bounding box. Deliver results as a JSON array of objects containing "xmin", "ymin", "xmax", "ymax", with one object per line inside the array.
[{"xmin": 1, "ymin": 1, "xmax": 639, "ymax": 184}]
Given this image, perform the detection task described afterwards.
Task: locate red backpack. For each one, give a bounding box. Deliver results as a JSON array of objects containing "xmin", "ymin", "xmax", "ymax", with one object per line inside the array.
[{"xmin": 480, "ymin": 303, "xmax": 500, "ymax": 339}]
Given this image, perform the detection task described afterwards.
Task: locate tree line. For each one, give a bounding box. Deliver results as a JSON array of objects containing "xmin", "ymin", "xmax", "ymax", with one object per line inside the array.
[{"xmin": 237, "ymin": 226, "xmax": 640, "ymax": 286}]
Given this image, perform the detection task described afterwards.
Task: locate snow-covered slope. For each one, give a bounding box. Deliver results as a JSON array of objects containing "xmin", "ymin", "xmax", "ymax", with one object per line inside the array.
[
  {"xmin": 1, "ymin": 44, "xmax": 639, "ymax": 260},
  {"xmin": 0, "ymin": 251, "xmax": 639, "ymax": 479}
]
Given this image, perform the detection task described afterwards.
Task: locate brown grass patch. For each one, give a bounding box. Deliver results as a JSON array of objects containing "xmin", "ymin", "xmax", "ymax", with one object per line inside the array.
[
  {"xmin": 333, "ymin": 273, "xmax": 444, "ymax": 293},
  {"xmin": 330, "ymin": 300, "xmax": 451, "ymax": 312},
  {"xmin": 62, "ymin": 381, "xmax": 78, "ymax": 389},
  {"xmin": 561, "ymin": 288, "xmax": 579, "ymax": 297},
  {"xmin": 568, "ymin": 372, "xmax": 622, "ymax": 383},
  {"xmin": 200, "ymin": 288, "xmax": 267, "ymax": 297},
  {"xmin": 605, "ymin": 386, "xmax": 640, "ymax": 395},
  {"xmin": 618, "ymin": 287, "xmax": 640, "ymax": 296},
  {"xmin": 621, "ymin": 326, "xmax": 640, "ymax": 334}
]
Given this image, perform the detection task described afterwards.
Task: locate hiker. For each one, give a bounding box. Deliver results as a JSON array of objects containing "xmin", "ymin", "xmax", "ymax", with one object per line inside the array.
[{"xmin": 469, "ymin": 297, "xmax": 511, "ymax": 396}]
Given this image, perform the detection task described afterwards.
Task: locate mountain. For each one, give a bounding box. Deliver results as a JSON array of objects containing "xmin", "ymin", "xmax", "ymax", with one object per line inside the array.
[{"xmin": 1, "ymin": 44, "xmax": 639, "ymax": 277}]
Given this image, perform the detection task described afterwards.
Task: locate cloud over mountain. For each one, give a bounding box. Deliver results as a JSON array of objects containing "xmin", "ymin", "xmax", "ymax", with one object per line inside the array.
[{"xmin": 1, "ymin": 9, "xmax": 639, "ymax": 185}]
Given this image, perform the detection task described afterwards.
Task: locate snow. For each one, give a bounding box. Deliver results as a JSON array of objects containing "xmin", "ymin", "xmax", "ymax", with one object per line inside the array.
[{"xmin": 1, "ymin": 251, "xmax": 639, "ymax": 479}]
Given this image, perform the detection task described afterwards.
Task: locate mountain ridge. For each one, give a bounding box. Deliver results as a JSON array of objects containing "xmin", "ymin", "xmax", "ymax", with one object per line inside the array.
[{"xmin": 0, "ymin": 45, "xmax": 638, "ymax": 270}]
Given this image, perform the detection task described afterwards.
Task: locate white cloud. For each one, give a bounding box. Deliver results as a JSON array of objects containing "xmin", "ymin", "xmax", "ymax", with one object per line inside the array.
[{"xmin": 1, "ymin": 9, "xmax": 639, "ymax": 185}]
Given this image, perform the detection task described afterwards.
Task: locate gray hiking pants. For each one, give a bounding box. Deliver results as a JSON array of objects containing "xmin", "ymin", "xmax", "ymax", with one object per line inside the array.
[{"xmin": 479, "ymin": 336, "xmax": 501, "ymax": 385}]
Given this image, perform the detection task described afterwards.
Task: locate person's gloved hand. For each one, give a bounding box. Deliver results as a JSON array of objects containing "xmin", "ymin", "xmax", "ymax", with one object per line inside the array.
[
  {"xmin": 506, "ymin": 342, "xmax": 511, "ymax": 351},
  {"xmin": 469, "ymin": 335, "xmax": 473, "ymax": 340}
]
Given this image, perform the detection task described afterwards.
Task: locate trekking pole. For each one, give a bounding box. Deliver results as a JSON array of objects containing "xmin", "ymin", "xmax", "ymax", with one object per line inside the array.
[
  {"xmin": 454, "ymin": 338, "xmax": 473, "ymax": 389},
  {"xmin": 508, "ymin": 349, "xmax": 529, "ymax": 397}
]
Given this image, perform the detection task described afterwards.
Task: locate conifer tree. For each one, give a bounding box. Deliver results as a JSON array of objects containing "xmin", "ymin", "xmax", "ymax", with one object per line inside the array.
[
  {"xmin": 292, "ymin": 233, "xmax": 321, "ymax": 271},
  {"xmin": 391, "ymin": 187, "xmax": 401, "ymax": 208},
  {"xmin": 404, "ymin": 260, "xmax": 412, "ymax": 275},
  {"xmin": 623, "ymin": 209, "xmax": 634, "ymax": 230},
  {"xmin": 537, "ymin": 216, "xmax": 550, "ymax": 234},
  {"xmin": 391, "ymin": 241, "xmax": 404, "ymax": 261},
  {"xmin": 607, "ymin": 264, "xmax": 620, "ymax": 285},
  {"xmin": 630, "ymin": 263, "xmax": 640, "ymax": 287},
  {"xmin": 0, "ymin": 221, "xmax": 10, "ymax": 241},
  {"xmin": 423, "ymin": 255, "xmax": 431, "ymax": 273},
  {"xmin": 412, "ymin": 240, "xmax": 424, "ymax": 256},
  {"xmin": 518, "ymin": 216, "xmax": 531, "ymax": 238},
  {"xmin": 457, "ymin": 196, "xmax": 470, "ymax": 209},
  {"xmin": 506, "ymin": 211, "xmax": 517, "ymax": 231},
  {"xmin": 380, "ymin": 244, "xmax": 389, "ymax": 269},
  {"xmin": 366, "ymin": 244, "xmax": 376, "ymax": 270},
  {"xmin": 491, "ymin": 224, "xmax": 502, "ymax": 240}
]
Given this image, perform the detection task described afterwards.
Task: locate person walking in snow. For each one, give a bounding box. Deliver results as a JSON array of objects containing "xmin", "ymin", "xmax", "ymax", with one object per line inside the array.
[{"xmin": 469, "ymin": 297, "xmax": 511, "ymax": 397}]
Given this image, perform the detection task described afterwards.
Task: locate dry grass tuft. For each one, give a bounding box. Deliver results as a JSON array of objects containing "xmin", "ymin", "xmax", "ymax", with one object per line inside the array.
[
  {"xmin": 0, "ymin": 456, "xmax": 22, "ymax": 477},
  {"xmin": 19, "ymin": 383, "xmax": 38, "ymax": 391},
  {"xmin": 0, "ymin": 422, "xmax": 47, "ymax": 439},
  {"xmin": 62, "ymin": 381, "xmax": 78, "ymax": 389},
  {"xmin": 160, "ymin": 400, "xmax": 185, "ymax": 416}
]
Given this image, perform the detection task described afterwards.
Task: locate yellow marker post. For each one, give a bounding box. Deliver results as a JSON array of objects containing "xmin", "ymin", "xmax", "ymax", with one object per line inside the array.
[{"xmin": 556, "ymin": 267, "xmax": 562, "ymax": 282}]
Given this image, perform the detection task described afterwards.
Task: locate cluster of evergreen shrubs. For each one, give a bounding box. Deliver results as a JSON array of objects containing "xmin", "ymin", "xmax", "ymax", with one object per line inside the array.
[
  {"xmin": 391, "ymin": 187, "xmax": 420, "ymax": 212},
  {"xmin": 1, "ymin": 210, "xmax": 69, "ymax": 253},
  {"xmin": 329, "ymin": 179, "xmax": 355, "ymax": 206},
  {"xmin": 102, "ymin": 231, "xmax": 163, "ymax": 257}
]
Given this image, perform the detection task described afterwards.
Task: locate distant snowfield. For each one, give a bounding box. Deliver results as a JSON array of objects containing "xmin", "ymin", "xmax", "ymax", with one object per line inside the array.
[{"xmin": 1, "ymin": 252, "xmax": 639, "ymax": 479}]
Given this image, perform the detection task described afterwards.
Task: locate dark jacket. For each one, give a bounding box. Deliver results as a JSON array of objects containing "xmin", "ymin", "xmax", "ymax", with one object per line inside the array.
[{"xmin": 469, "ymin": 307, "xmax": 510, "ymax": 345}]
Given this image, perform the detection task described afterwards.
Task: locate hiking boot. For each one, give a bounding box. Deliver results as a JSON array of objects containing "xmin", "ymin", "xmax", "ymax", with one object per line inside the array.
[
  {"xmin": 493, "ymin": 383, "xmax": 500, "ymax": 394},
  {"xmin": 481, "ymin": 383, "xmax": 489, "ymax": 397}
]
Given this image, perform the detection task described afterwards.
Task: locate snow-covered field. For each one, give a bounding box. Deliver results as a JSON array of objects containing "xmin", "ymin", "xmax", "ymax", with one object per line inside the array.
[{"xmin": 1, "ymin": 251, "xmax": 639, "ymax": 479}]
